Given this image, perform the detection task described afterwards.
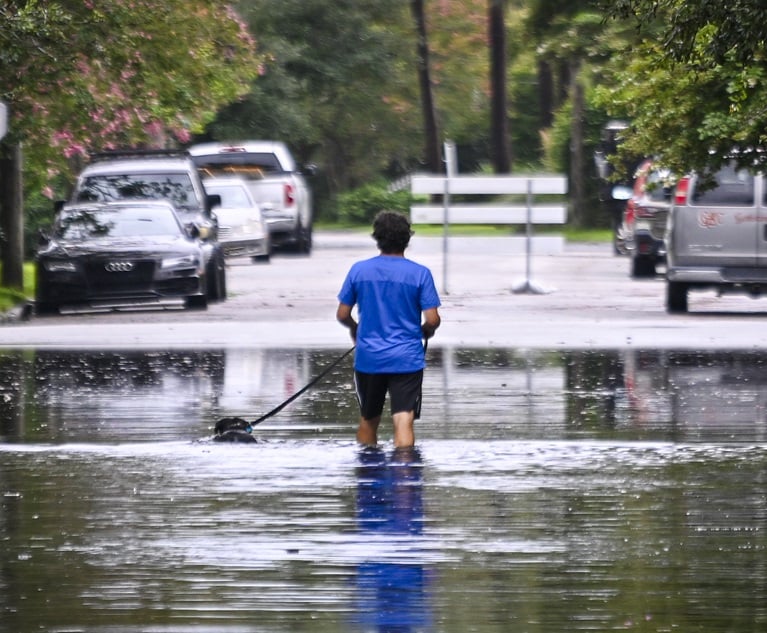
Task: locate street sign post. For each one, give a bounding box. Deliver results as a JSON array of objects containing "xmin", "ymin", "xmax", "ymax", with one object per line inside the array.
[{"xmin": 411, "ymin": 146, "xmax": 568, "ymax": 295}]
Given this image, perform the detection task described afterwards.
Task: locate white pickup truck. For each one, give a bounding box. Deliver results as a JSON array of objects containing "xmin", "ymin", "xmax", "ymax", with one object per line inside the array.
[{"xmin": 189, "ymin": 141, "xmax": 314, "ymax": 253}]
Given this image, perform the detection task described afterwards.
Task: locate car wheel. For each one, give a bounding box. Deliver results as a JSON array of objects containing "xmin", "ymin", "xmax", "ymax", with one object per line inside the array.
[
  {"xmin": 206, "ymin": 254, "xmax": 227, "ymax": 302},
  {"xmin": 631, "ymin": 256, "xmax": 656, "ymax": 278},
  {"xmin": 217, "ymin": 257, "xmax": 227, "ymax": 301},
  {"xmin": 294, "ymin": 221, "xmax": 312, "ymax": 255},
  {"xmin": 186, "ymin": 294, "xmax": 208, "ymax": 310},
  {"xmin": 35, "ymin": 301, "xmax": 59, "ymax": 316},
  {"xmin": 666, "ymin": 281, "xmax": 688, "ymax": 313}
]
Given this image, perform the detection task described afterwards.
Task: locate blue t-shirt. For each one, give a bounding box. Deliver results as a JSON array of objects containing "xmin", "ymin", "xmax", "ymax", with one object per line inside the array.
[{"xmin": 338, "ymin": 255, "xmax": 441, "ymax": 373}]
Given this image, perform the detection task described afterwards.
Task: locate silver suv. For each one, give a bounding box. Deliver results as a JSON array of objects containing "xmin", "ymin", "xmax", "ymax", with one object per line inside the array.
[
  {"xmin": 67, "ymin": 150, "xmax": 227, "ymax": 302},
  {"xmin": 665, "ymin": 161, "xmax": 763, "ymax": 313}
]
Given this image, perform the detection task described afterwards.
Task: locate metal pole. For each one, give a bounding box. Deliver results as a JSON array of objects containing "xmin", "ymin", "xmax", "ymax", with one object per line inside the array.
[
  {"xmin": 525, "ymin": 178, "xmax": 532, "ymax": 284},
  {"xmin": 442, "ymin": 140, "xmax": 457, "ymax": 295},
  {"xmin": 512, "ymin": 177, "xmax": 546, "ymax": 294}
]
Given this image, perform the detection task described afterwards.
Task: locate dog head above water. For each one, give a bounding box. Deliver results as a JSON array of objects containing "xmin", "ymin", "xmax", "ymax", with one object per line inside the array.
[{"xmin": 213, "ymin": 417, "xmax": 259, "ymax": 443}]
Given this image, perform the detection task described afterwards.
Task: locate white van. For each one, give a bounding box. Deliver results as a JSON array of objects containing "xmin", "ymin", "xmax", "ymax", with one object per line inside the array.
[{"xmin": 665, "ymin": 161, "xmax": 766, "ymax": 312}]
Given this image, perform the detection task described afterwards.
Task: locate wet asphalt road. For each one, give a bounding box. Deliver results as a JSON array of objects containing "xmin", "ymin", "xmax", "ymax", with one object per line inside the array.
[{"xmin": 3, "ymin": 230, "xmax": 767, "ymax": 350}]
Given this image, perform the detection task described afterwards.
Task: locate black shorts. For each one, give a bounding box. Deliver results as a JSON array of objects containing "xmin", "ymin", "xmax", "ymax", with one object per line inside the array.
[{"xmin": 354, "ymin": 370, "xmax": 424, "ymax": 420}]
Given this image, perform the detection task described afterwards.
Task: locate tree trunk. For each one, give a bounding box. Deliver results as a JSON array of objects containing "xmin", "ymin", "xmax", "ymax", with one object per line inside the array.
[
  {"xmin": 569, "ymin": 61, "xmax": 585, "ymax": 227},
  {"xmin": 537, "ymin": 58, "xmax": 554, "ymax": 129},
  {"xmin": 0, "ymin": 142, "xmax": 24, "ymax": 290},
  {"xmin": 409, "ymin": 0, "xmax": 442, "ymax": 173},
  {"xmin": 489, "ymin": 0, "xmax": 511, "ymax": 173}
]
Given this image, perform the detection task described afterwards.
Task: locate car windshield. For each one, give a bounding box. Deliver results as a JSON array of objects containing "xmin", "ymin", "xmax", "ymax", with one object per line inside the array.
[
  {"xmin": 56, "ymin": 207, "xmax": 183, "ymax": 240},
  {"xmin": 76, "ymin": 173, "xmax": 198, "ymax": 209},
  {"xmin": 204, "ymin": 184, "xmax": 251, "ymax": 207},
  {"xmin": 645, "ymin": 170, "xmax": 674, "ymax": 202}
]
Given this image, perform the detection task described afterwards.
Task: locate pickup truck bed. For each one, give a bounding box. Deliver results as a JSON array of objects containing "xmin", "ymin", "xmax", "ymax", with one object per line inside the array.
[{"xmin": 189, "ymin": 141, "xmax": 313, "ymax": 253}]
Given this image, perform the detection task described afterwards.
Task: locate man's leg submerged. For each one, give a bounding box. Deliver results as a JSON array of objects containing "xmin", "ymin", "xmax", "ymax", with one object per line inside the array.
[
  {"xmin": 392, "ymin": 410, "xmax": 415, "ymax": 448},
  {"xmin": 357, "ymin": 415, "xmax": 381, "ymax": 446}
]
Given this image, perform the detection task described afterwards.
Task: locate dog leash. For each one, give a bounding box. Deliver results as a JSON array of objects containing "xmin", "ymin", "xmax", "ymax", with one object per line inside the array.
[{"xmin": 246, "ymin": 345, "xmax": 356, "ymax": 428}]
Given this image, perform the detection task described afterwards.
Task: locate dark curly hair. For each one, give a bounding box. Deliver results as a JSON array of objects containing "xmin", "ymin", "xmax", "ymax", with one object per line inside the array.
[{"xmin": 372, "ymin": 211, "xmax": 413, "ymax": 254}]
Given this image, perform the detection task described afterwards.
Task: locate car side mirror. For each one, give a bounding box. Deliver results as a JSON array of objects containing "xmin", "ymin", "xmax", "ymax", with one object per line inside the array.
[
  {"xmin": 186, "ymin": 223, "xmax": 201, "ymax": 239},
  {"xmin": 301, "ymin": 163, "xmax": 317, "ymax": 177},
  {"xmin": 37, "ymin": 228, "xmax": 50, "ymax": 246},
  {"xmin": 205, "ymin": 193, "xmax": 221, "ymax": 214},
  {"xmin": 53, "ymin": 200, "xmax": 66, "ymax": 213}
]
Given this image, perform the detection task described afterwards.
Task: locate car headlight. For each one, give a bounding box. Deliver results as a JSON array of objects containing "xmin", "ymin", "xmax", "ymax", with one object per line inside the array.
[
  {"xmin": 161, "ymin": 254, "xmax": 199, "ymax": 269},
  {"xmin": 44, "ymin": 260, "xmax": 77, "ymax": 272},
  {"xmin": 234, "ymin": 221, "xmax": 262, "ymax": 236}
]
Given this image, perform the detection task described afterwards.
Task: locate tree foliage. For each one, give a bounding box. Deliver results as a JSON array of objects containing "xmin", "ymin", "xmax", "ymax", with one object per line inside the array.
[
  {"xmin": 606, "ymin": 0, "xmax": 767, "ymax": 67},
  {"xmin": 218, "ymin": 0, "xmax": 496, "ymax": 192},
  {"xmin": 0, "ymin": 1, "xmax": 262, "ymax": 195},
  {"xmin": 599, "ymin": 0, "xmax": 767, "ymax": 178}
]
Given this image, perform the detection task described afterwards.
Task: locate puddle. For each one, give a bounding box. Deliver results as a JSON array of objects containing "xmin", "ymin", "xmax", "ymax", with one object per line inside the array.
[{"xmin": 1, "ymin": 347, "xmax": 766, "ymax": 631}]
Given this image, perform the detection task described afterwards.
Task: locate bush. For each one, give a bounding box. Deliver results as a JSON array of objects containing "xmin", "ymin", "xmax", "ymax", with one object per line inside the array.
[{"xmin": 336, "ymin": 181, "xmax": 414, "ymax": 225}]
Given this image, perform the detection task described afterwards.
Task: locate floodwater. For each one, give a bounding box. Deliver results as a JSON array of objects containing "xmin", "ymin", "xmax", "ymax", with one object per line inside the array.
[{"xmin": 1, "ymin": 346, "xmax": 766, "ymax": 632}]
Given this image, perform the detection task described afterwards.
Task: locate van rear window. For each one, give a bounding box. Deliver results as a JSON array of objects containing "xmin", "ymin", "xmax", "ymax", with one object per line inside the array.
[{"xmin": 691, "ymin": 165, "xmax": 754, "ymax": 206}]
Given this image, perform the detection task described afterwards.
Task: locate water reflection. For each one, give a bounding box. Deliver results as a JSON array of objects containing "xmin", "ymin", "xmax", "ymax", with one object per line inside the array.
[
  {"xmin": 353, "ymin": 447, "xmax": 431, "ymax": 632},
  {"xmin": 4, "ymin": 347, "xmax": 767, "ymax": 444},
  {"xmin": 1, "ymin": 346, "xmax": 766, "ymax": 631}
]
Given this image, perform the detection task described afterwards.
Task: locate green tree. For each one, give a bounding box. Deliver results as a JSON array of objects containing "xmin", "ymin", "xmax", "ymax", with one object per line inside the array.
[
  {"xmin": 215, "ymin": 0, "xmax": 422, "ymax": 207},
  {"xmin": 599, "ymin": 0, "xmax": 767, "ymax": 177}
]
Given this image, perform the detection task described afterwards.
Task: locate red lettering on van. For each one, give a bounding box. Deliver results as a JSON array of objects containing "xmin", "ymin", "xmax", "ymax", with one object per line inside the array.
[{"xmin": 698, "ymin": 211, "xmax": 724, "ymax": 228}]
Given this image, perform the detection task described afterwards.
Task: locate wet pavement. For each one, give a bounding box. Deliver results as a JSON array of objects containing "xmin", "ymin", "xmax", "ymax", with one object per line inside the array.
[
  {"xmin": 1, "ymin": 346, "xmax": 766, "ymax": 632},
  {"xmin": 5, "ymin": 232, "xmax": 767, "ymax": 349}
]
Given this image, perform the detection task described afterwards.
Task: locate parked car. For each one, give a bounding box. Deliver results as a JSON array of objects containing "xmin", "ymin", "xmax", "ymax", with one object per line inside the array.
[
  {"xmin": 188, "ymin": 141, "xmax": 314, "ymax": 253},
  {"xmin": 66, "ymin": 149, "xmax": 227, "ymax": 301},
  {"xmin": 202, "ymin": 177, "xmax": 270, "ymax": 262},
  {"xmin": 665, "ymin": 160, "xmax": 764, "ymax": 313},
  {"xmin": 623, "ymin": 159, "xmax": 675, "ymax": 278},
  {"xmin": 36, "ymin": 201, "xmax": 210, "ymax": 313}
]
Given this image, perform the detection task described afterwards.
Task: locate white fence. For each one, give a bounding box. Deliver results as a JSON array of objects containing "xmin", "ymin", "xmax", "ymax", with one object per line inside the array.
[{"xmin": 409, "ymin": 153, "xmax": 568, "ymax": 294}]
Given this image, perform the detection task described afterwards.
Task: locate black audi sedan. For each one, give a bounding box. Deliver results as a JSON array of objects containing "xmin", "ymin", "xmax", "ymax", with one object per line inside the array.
[{"xmin": 35, "ymin": 201, "xmax": 209, "ymax": 314}]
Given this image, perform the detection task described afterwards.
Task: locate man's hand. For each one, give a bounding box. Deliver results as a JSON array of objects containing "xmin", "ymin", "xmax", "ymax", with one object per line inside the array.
[
  {"xmin": 421, "ymin": 307, "xmax": 441, "ymax": 339},
  {"xmin": 336, "ymin": 302, "xmax": 358, "ymax": 342}
]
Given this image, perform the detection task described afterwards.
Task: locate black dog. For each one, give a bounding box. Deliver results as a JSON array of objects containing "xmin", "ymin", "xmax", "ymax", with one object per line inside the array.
[{"xmin": 212, "ymin": 417, "xmax": 259, "ymax": 443}]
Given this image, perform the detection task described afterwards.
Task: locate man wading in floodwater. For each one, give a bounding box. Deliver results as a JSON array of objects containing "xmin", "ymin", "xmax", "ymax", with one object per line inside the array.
[{"xmin": 337, "ymin": 211, "xmax": 442, "ymax": 448}]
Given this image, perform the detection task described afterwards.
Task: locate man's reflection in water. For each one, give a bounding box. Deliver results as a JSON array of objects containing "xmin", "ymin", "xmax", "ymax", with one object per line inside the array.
[{"xmin": 353, "ymin": 446, "xmax": 432, "ymax": 632}]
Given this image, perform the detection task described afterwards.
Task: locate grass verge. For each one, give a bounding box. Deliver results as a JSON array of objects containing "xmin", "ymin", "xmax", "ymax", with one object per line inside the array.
[{"xmin": 0, "ymin": 263, "xmax": 34, "ymax": 313}]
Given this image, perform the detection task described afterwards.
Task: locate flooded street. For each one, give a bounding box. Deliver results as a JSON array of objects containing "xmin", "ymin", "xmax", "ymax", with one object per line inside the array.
[{"xmin": 2, "ymin": 346, "xmax": 766, "ymax": 632}]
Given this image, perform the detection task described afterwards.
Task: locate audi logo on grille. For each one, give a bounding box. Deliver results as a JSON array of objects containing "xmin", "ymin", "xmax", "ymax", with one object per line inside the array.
[{"xmin": 104, "ymin": 261, "xmax": 135, "ymax": 272}]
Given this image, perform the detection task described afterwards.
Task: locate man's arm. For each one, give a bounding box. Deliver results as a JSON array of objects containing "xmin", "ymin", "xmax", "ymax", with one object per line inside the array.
[
  {"xmin": 336, "ymin": 302, "xmax": 358, "ymax": 342},
  {"xmin": 421, "ymin": 307, "xmax": 441, "ymax": 339}
]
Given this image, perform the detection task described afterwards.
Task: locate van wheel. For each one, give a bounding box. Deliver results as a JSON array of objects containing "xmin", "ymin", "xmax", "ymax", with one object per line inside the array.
[
  {"xmin": 666, "ymin": 281, "xmax": 688, "ymax": 313},
  {"xmin": 631, "ymin": 256, "xmax": 656, "ymax": 278}
]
